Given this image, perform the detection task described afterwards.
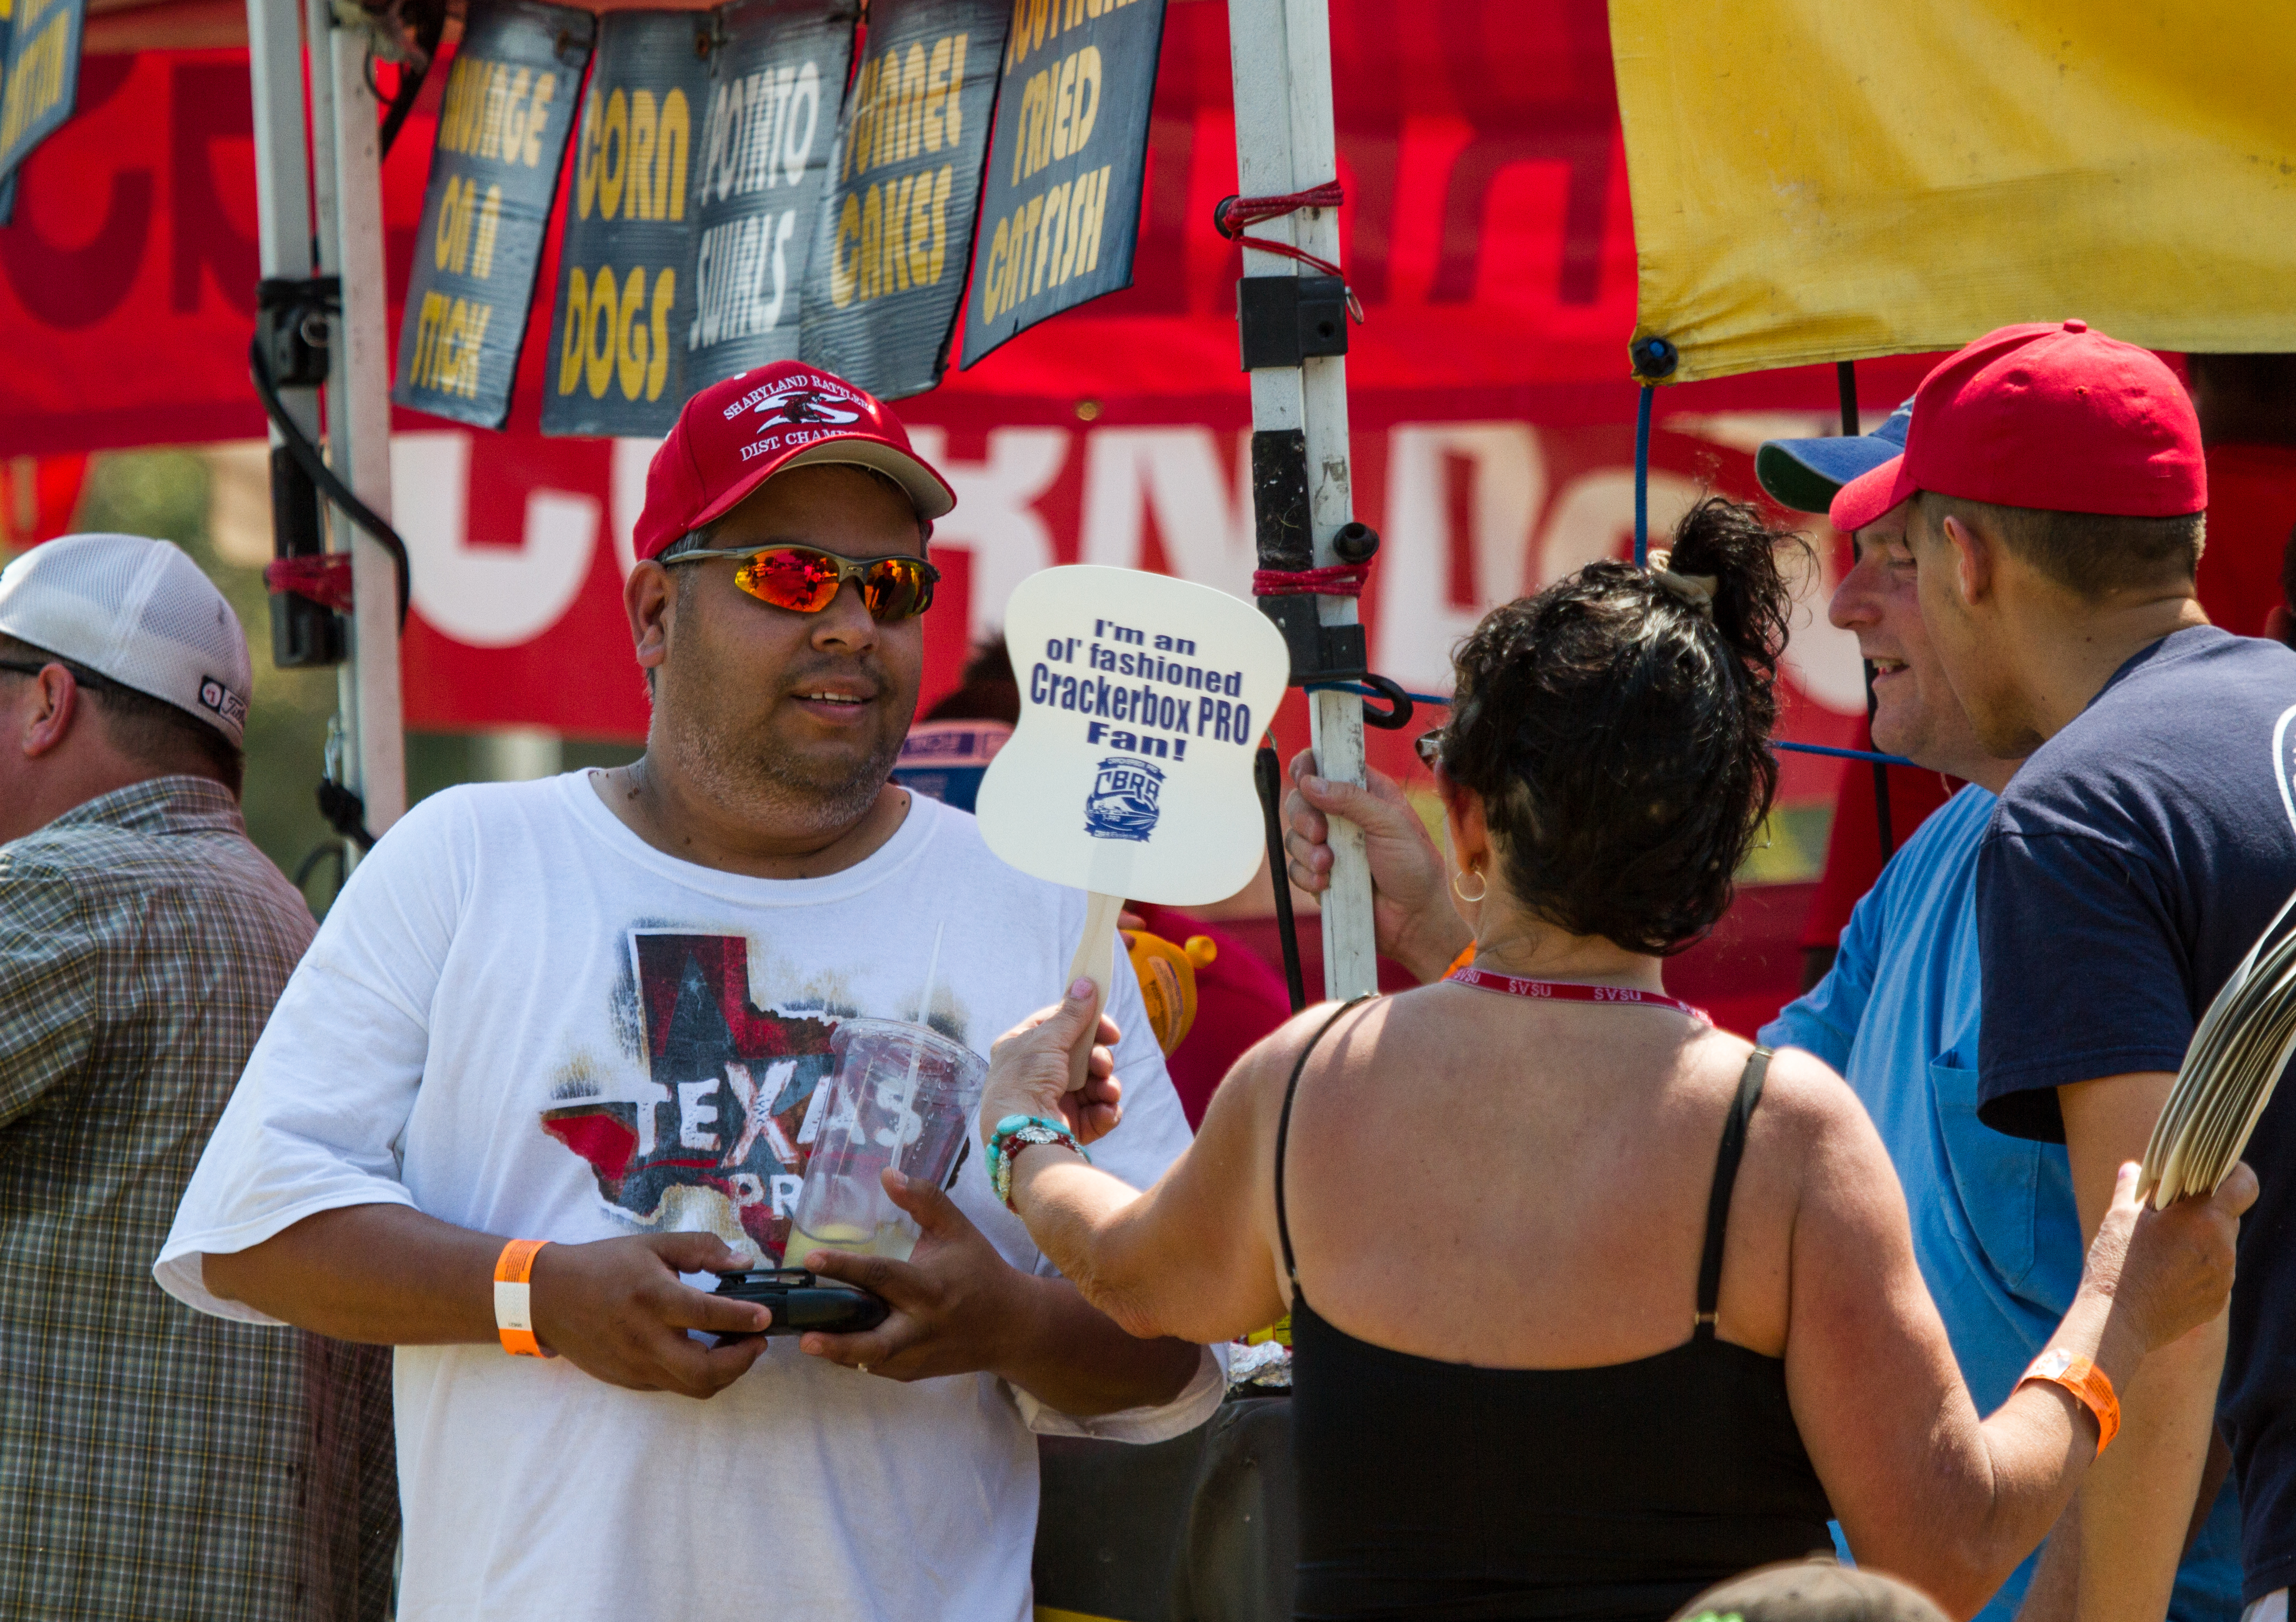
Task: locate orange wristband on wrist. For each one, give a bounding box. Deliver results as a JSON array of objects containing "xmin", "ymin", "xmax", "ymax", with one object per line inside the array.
[
  {"xmin": 2018, "ymin": 1348, "xmax": 2120, "ymax": 1455},
  {"xmin": 493, "ymin": 1238, "xmax": 552, "ymax": 1358}
]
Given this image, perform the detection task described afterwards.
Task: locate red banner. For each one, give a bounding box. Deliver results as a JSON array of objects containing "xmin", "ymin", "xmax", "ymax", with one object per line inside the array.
[{"xmin": 0, "ymin": 5, "xmax": 1938, "ymax": 795}]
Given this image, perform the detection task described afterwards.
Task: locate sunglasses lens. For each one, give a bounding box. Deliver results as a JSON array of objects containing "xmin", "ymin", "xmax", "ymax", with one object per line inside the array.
[
  {"xmin": 862, "ymin": 559, "xmax": 933, "ymax": 621},
  {"xmin": 737, "ymin": 549, "xmax": 841, "ymax": 612}
]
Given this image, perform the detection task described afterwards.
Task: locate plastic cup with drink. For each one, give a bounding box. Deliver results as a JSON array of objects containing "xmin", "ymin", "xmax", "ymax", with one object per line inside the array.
[{"xmin": 785, "ymin": 1017, "xmax": 988, "ymax": 1265}]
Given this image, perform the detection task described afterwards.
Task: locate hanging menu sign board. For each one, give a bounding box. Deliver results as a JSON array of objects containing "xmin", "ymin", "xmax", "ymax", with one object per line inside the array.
[
  {"xmin": 0, "ymin": 0, "xmax": 84, "ymax": 184},
  {"xmin": 959, "ymin": 0, "xmax": 1163, "ymax": 368},
  {"xmin": 394, "ymin": 0, "xmax": 593, "ymax": 429},
  {"xmin": 540, "ymin": 10, "xmax": 712, "ymax": 436},
  {"xmin": 682, "ymin": 0, "xmax": 856, "ymax": 396},
  {"xmin": 797, "ymin": 0, "xmax": 1006, "ymax": 400}
]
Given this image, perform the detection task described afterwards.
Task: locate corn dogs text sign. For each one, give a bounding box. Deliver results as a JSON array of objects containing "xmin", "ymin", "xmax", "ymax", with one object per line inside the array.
[
  {"xmin": 393, "ymin": 0, "xmax": 592, "ymax": 429},
  {"xmin": 960, "ymin": 0, "xmax": 1162, "ymax": 368},
  {"xmin": 541, "ymin": 10, "xmax": 708, "ymax": 435},
  {"xmin": 798, "ymin": 0, "xmax": 1004, "ymax": 400}
]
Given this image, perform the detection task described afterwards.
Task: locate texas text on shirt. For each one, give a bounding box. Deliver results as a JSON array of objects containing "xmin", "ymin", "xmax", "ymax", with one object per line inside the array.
[
  {"xmin": 156, "ymin": 774, "xmax": 1221, "ymax": 1622},
  {"xmin": 1765, "ymin": 783, "xmax": 2242, "ymax": 1619},
  {"xmin": 1972, "ymin": 626, "xmax": 2296, "ymax": 1611}
]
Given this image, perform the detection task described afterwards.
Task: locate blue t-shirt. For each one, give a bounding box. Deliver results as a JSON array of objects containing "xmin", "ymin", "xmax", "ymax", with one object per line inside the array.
[
  {"xmin": 1768, "ymin": 786, "xmax": 2228, "ymax": 1620},
  {"xmin": 1977, "ymin": 625, "xmax": 2296, "ymax": 1606}
]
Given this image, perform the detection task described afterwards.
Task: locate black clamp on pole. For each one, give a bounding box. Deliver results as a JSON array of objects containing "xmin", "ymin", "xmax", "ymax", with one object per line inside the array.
[
  {"xmin": 1249, "ymin": 424, "xmax": 1386, "ymax": 688},
  {"xmin": 254, "ymin": 277, "xmax": 347, "ymax": 670},
  {"xmin": 249, "ymin": 276, "xmax": 413, "ymax": 647},
  {"xmin": 1236, "ymin": 272, "xmax": 1350, "ymax": 371}
]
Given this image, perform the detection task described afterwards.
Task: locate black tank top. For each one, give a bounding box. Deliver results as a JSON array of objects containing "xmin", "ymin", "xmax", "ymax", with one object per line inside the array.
[{"xmin": 1277, "ymin": 1002, "xmax": 1833, "ymax": 1622}]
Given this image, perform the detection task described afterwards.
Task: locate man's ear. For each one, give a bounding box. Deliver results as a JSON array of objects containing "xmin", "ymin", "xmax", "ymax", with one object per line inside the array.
[
  {"xmin": 627, "ymin": 561, "xmax": 674, "ymax": 675},
  {"xmin": 15, "ymin": 666, "xmax": 79, "ymax": 760},
  {"xmin": 1942, "ymin": 513, "xmax": 1995, "ymax": 611}
]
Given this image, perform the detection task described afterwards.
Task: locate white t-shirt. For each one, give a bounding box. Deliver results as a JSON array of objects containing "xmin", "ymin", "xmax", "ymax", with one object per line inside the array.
[{"xmin": 157, "ymin": 774, "xmax": 1220, "ymax": 1622}]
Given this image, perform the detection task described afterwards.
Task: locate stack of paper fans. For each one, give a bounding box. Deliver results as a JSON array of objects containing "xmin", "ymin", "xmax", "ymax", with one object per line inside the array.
[{"xmin": 2139, "ymin": 887, "xmax": 2296, "ymax": 1209}]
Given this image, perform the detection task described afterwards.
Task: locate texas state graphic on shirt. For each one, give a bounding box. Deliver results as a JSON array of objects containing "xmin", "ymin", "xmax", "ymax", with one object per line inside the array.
[{"xmin": 541, "ymin": 930, "xmax": 853, "ymax": 1261}]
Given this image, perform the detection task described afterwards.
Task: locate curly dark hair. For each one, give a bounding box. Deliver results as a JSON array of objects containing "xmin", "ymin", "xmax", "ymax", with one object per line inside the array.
[{"xmin": 1431, "ymin": 496, "xmax": 1803, "ymax": 955}]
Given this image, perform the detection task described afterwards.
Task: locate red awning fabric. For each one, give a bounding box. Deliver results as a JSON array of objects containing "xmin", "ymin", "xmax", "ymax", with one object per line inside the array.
[{"xmin": 0, "ymin": 2, "xmax": 1935, "ymax": 456}]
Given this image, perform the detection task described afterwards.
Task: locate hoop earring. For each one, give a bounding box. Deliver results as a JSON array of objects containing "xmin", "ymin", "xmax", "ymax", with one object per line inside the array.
[{"xmin": 1453, "ymin": 866, "xmax": 1487, "ymax": 904}]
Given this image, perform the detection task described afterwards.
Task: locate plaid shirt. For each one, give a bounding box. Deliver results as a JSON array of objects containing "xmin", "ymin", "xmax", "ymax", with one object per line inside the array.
[{"xmin": 0, "ymin": 777, "xmax": 395, "ymax": 1622}]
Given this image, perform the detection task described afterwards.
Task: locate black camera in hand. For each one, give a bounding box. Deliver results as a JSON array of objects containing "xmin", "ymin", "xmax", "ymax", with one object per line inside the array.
[{"xmin": 710, "ymin": 1269, "xmax": 890, "ymax": 1339}]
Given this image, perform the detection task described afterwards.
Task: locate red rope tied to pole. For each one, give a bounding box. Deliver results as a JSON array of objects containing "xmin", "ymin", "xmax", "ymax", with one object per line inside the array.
[
  {"xmin": 1252, "ymin": 563, "xmax": 1371, "ymax": 597},
  {"xmin": 265, "ymin": 554, "xmax": 355, "ymax": 614},
  {"xmin": 1214, "ymin": 183, "xmax": 1364, "ymax": 323}
]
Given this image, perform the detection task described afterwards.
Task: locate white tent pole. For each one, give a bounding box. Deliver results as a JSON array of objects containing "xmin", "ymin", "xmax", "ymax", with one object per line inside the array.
[
  {"xmin": 247, "ymin": 0, "xmax": 407, "ymax": 860},
  {"xmin": 298, "ymin": 0, "xmax": 406, "ymax": 842},
  {"xmin": 245, "ymin": 0, "xmax": 314, "ymax": 413},
  {"xmin": 316, "ymin": 5, "xmax": 407, "ymax": 836},
  {"xmin": 1226, "ymin": 0, "xmax": 1375, "ymax": 1000},
  {"xmin": 244, "ymin": 0, "xmax": 322, "ymax": 589}
]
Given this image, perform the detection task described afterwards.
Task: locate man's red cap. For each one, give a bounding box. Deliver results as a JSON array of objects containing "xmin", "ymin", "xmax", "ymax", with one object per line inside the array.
[
  {"xmin": 1829, "ymin": 320, "xmax": 2205, "ymax": 534},
  {"xmin": 631, "ymin": 361, "xmax": 957, "ymax": 562}
]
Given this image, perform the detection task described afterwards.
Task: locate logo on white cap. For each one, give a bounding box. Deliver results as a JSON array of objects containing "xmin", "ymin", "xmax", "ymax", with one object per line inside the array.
[{"xmin": 198, "ymin": 676, "xmax": 248, "ymax": 730}]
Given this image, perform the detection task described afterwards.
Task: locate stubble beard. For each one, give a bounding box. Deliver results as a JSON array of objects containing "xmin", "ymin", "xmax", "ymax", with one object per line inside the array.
[
  {"xmin": 712, "ymin": 708, "xmax": 899, "ymax": 834},
  {"xmin": 664, "ymin": 671, "xmax": 908, "ymax": 839}
]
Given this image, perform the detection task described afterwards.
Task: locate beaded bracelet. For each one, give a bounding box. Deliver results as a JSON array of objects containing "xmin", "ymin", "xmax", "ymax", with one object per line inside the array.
[{"xmin": 987, "ymin": 1113, "xmax": 1089, "ymax": 1209}]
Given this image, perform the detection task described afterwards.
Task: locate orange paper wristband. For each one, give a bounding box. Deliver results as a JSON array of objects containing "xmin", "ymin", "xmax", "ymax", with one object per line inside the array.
[
  {"xmin": 493, "ymin": 1238, "xmax": 552, "ymax": 1358},
  {"xmin": 1443, "ymin": 944, "xmax": 1477, "ymax": 979},
  {"xmin": 2019, "ymin": 1348, "xmax": 2120, "ymax": 1455}
]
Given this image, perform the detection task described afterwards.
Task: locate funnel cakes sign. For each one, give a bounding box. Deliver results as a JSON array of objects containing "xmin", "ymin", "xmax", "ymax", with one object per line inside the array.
[{"xmin": 976, "ymin": 565, "xmax": 1285, "ymax": 906}]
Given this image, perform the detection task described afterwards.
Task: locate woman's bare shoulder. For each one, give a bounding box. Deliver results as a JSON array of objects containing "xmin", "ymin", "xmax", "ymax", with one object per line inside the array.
[
  {"xmin": 1688, "ymin": 1031, "xmax": 1884, "ymax": 1161},
  {"xmin": 1722, "ymin": 1037, "xmax": 1901, "ymax": 1217},
  {"xmin": 1751, "ymin": 1039, "xmax": 1866, "ymax": 1122}
]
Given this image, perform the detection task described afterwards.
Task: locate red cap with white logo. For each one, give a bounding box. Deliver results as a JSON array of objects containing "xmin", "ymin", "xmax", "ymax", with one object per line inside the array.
[
  {"xmin": 1830, "ymin": 320, "xmax": 2205, "ymax": 534},
  {"xmin": 631, "ymin": 362, "xmax": 957, "ymax": 563}
]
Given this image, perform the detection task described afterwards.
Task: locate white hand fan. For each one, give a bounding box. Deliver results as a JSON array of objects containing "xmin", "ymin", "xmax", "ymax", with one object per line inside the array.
[
  {"xmin": 974, "ymin": 565, "xmax": 1290, "ymax": 1004},
  {"xmin": 2138, "ymin": 885, "xmax": 2296, "ymax": 1208}
]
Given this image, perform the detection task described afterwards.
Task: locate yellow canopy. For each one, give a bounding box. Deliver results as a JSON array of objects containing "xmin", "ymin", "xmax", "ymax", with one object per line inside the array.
[{"xmin": 1611, "ymin": 0, "xmax": 2296, "ymax": 384}]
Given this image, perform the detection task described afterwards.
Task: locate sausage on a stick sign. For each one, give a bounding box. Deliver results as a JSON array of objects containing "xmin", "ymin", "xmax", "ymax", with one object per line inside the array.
[
  {"xmin": 393, "ymin": 0, "xmax": 594, "ymax": 427},
  {"xmin": 976, "ymin": 566, "xmax": 1288, "ymax": 1000}
]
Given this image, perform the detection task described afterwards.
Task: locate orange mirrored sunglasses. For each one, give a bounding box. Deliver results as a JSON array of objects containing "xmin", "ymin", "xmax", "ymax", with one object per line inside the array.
[{"xmin": 663, "ymin": 543, "xmax": 939, "ymax": 621}]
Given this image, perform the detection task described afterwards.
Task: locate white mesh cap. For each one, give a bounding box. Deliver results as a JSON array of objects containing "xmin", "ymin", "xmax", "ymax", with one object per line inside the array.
[{"xmin": 0, "ymin": 533, "xmax": 252, "ymax": 747}]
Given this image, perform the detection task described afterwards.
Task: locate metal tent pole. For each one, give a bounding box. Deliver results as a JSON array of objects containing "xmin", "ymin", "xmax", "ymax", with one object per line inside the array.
[
  {"xmin": 306, "ymin": 0, "xmax": 406, "ymax": 842},
  {"xmin": 250, "ymin": 0, "xmax": 405, "ymax": 869},
  {"xmin": 244, "ymin": 0, "xmax": 324, "ymax": 612},
  {"xmin": 1227, "ymin": 0, "xmax": 1376, "ymax": 1000}
]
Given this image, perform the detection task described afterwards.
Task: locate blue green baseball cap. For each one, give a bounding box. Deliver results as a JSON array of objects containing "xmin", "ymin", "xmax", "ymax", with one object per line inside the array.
[{"xmin": 1755, "ymin": 396, "xmax": 1914, "ymax": 516}]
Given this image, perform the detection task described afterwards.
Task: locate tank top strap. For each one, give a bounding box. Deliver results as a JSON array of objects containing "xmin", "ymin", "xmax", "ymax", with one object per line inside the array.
[
  {"xmin": 1693, "ymin": 1046, "xmax": 1773, "ymax": 1341},
  {"xmin": 1274, "ymin": 996, "xmax": 1376, "ymax": 1290}
]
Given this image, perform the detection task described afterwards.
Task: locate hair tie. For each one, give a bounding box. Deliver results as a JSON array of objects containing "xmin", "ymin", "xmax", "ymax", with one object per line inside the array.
[{"xmin": 1645, "ymin": 549, "xmax": 1717, "ymax": 618}]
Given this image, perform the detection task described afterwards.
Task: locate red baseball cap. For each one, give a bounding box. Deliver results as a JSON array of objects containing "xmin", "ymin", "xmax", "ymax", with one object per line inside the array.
[
  {"xmin": 1829, "ymin": 320, "xmax": 2205, "ymax": 534},
  {"xmin": 631, "ymin": 361, "xmax": 957, "ymax": 562}
]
